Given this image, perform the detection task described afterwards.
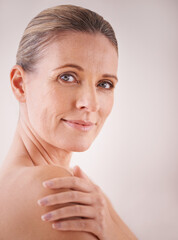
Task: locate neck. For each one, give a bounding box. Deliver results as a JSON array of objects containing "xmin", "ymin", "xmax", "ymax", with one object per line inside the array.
[{"xmin": 5, "ymin": 117, "xmax": 72, "ymax": 171}]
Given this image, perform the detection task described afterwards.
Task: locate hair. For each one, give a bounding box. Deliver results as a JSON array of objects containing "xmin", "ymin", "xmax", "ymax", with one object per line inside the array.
[{"xmin": 16, "ymin": 4, "xmax": 118, "ymax": 72}]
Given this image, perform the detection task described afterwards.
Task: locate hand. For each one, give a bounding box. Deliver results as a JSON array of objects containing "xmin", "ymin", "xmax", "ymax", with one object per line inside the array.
[{"xmin": 37, "ymin": 166, "xmax": 121, "ymax": 240}]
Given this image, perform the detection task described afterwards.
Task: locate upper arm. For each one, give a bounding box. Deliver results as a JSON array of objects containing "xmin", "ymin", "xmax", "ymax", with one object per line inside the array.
[{"xmin": 0, "ymin": 165, "xmax": 97, "ymax": 240}]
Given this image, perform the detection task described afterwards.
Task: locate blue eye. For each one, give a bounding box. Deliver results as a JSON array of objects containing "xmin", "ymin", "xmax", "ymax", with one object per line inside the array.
[
  {"xmin": 60, "ymin": 74, "xmax": 75, "ymax": 82},
  {"xmin": 98, "ymin": 81, "xmax": 114, "ymax": 89}
]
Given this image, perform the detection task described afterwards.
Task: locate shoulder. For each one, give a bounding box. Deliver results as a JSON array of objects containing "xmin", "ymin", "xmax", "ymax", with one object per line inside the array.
[{"xmin": 0, "ymin": 165, "xmax": 97, "ymax": 240}]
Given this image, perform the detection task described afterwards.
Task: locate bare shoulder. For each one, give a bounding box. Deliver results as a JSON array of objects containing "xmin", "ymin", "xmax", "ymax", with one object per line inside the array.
[{"xmin": 0, "ymin": 165, "xmax": 97, "ymax": 240}]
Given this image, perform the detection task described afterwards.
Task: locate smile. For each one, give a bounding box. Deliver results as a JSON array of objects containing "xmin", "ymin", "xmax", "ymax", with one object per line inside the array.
[{"xmin": 61, "ymin": 119, "xmax": 95, "ymax": 132}]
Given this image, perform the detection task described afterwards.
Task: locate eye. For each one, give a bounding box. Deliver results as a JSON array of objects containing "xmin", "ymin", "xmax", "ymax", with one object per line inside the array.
[
  {"xmin": 97, "ymin": 80, "xmax": 114, "ymax": 90},
  {"xmin": 58, "ymin": 73, "xmax": 76, "ymax": 83}
]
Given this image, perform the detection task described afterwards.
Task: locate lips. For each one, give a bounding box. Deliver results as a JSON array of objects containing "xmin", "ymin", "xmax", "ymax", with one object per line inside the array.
[{"xmin": 61, "ymin": 119, "xmax": 95, "ymax": 131}]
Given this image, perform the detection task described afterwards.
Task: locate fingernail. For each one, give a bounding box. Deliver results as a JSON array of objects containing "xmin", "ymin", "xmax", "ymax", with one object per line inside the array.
[
  {"xmin": 41, "ymin": 213, "xmax": 52, "ymax": 221},
  {"xmin": 43, "ymin": 181, "xmax": 53, "ymax": 188},
  {"xmin": 37, "ymin": 198, "xmax": 48, "ymax": 206},
  {"xmin": 52, "ymin": 222, "xmax": 61, "ymax": 229}
]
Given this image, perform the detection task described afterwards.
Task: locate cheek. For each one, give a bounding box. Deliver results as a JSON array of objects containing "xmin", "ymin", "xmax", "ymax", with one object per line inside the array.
[
  {"xmin": 25, "ymin": 84, "xmax": 55, "ymax": 129},
  {"xmin": 45, "ymin": 86, "xmax": 74, "ymax": 115},
  {"xmin": 99, "ymin": 93, "xmax": 114, "ymax": 120},
  {"xmin": 26, "ymin": 80, "xmax": 75, "ymax": 125}
]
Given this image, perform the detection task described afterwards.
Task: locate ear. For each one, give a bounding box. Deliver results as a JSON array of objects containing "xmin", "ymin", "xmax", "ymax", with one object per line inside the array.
[{"xmin": 10, "ymin": 65, "xmax": 26, "ymax": 102}]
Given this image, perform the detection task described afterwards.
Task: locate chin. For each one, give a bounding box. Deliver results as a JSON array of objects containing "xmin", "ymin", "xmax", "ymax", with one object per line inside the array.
[
  {"xmin": 70, "ymin": 144, "xmax": 92, "ymax": 152},
  {"xmin": 64, "ymin": 140, "xmax": 93, "ymax": 152}
]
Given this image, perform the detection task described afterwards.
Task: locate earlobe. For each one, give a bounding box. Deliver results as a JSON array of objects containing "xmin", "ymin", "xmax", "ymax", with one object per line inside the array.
[{"xmin": 10, "ymin": 65, "xmax": 26, "ymax": 103}]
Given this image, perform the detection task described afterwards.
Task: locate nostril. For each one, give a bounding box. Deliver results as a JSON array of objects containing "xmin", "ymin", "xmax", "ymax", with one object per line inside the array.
[
  {"xmin": 80, "ymin": 106, "xmax": 86, "ymax": 109},
  {"xmin": 76, "ymin": 102, "xmax": 99, "ymax": 112},
  {"xmin": 75, "ymin": 90, "xmax": 99, "ymax": 112}
]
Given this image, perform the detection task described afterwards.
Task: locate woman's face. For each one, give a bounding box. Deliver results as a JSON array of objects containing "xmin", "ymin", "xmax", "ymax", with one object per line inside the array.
[{"xmin": 23, "ymin": 32, "xmax": 118, "ymax": 152}]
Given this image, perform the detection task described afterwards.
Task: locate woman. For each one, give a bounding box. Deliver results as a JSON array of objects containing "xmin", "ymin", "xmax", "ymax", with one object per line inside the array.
[{"xmin": 0, "ymin": 4, "xmax": 137, "ymax": 240}]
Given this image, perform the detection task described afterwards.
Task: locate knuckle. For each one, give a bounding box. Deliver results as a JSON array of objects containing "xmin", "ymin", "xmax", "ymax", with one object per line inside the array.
[
  {"xmin": 69, "ymin": 191, "xmax": 76, "ymax": 200},
  {"xmin": 100, "ymin": 208, "xmax": 105, "ymax": 219},
  {"xmin": 101, "ymin": 218, "xmax": 106, "ymax": 230},
  {"xmin": 100, "ymin": 197, "xmax": 106, "ymax": 207},
  {"xmin": 88, "ymin": 195, "xmax": 93, "ymax": 204},
  {"xmin": 74, "ymin": 205, "xmax": 81, "ymax": 213},
  {"xmin": 73, "ymin": 177, "xmax": 78, "ymax": 186},
  {"xmin": 94, "ymin": 184, "xmax": 100, "ymax": 192},
  {"xmin": 78, "ymin": 220, "xmax": 87, "ymax": 229},
  {"xmin": 96, "ymin": 194, "xmax": 105, "ymax": 206},
  {"xmin": 73, "ymin": 191, "xmax": 79, "ymax": 200},
  {"xmin": 97, "ymin": 215, "xmax": 105, "ymax": 231},
  {"xmin": 90, "ymin": 220, "xmax": 98, "ymax": 232}
]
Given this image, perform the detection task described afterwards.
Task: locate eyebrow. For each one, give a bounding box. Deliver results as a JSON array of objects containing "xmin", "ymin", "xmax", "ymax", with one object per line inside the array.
[{"xmin": 52, "ymin": 63, "xmax": 118, "ymax": 82}]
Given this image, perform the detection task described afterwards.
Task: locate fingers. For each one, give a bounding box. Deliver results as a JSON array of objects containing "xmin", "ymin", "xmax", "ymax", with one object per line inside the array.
[
  {"xmin": 43, "ymin": 176, "xmax": 95, "ymax": 193},
  {"xmin": 41, "ymin": 205, "xmax": 95, "ymax": 222},
  {"xmin": 38, "ymin": 170, "xmax": 105, "ymax": 239},
  {"xmin": 38, "ymin": 191, "xmax": 93, "ymax": 206},
  {"xmin": 52, "ymin": 219, "xmax": 102, "ymax": 239}
]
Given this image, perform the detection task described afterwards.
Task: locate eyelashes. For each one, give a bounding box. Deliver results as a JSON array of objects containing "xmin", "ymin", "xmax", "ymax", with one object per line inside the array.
[
  {"xmin": 57, "ymin": 72, "xmax": 78, "ymax": 84},
  {"xmin": 58, "ymin": 72, "xmax": 115, "ymax": 90},
  {"xmin": 97, "ymin": 80, "xmax": 114, "ymax": 89},
  {"xmin": 60, "ymin": 73, "xmax": 76, "ymax": 83}
]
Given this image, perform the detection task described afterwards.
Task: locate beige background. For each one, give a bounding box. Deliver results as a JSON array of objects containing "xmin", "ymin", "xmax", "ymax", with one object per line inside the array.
[{"xmin": 0, "ymin": 0, "xmax": 178, "ymax": 239}]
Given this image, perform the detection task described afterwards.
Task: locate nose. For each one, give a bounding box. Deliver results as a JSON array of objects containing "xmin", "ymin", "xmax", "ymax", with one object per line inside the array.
[{"xmin": 75, "ymin": 85, "xmax": 100, "ymax": 112}]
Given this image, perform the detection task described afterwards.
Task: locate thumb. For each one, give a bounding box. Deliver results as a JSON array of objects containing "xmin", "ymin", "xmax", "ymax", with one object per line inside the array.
[{"xmin": 73, "ymin": 165, "xmax": 90, "ymax": 181}]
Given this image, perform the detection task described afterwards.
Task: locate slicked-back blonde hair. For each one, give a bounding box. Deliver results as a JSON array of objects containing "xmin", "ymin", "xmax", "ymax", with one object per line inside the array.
[{"xmin": 16, "ymin": 4, "xmax": 118, "ymax": 72}]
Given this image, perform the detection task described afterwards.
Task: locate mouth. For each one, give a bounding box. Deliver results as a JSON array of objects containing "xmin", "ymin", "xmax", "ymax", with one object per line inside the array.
[{"xmin": 61, "ymin": 119, "xmax": 95, "ymax": 132}]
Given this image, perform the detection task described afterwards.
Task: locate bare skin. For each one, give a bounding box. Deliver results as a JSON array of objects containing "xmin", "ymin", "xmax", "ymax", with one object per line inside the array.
[{"xmin": 0, "ymin": 32, "xmax": 137, "ymax": 239}]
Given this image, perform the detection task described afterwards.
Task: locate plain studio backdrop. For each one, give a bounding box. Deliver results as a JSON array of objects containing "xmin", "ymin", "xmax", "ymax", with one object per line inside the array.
[{"xmin": 0, "ymin": 0, "xmax": 177, "ymax": 239}]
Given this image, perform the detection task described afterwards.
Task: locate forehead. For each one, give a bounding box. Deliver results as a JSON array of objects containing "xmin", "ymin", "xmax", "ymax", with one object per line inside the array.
[{"xmin": 38, "ymin": 32, "xmax": 118, "ymax": 74}]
